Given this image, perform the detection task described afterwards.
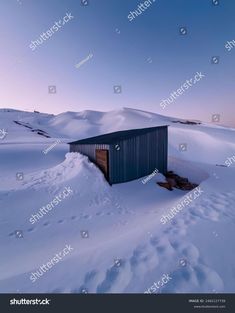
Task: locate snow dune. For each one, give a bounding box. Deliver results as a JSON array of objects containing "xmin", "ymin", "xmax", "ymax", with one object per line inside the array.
[{"xmin": 0, "ymin": 107, "xmax": 235, "ymax": 293}]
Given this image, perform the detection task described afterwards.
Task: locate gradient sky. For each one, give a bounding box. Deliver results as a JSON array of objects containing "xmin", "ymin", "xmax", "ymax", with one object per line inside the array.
[{"xmin": 0, "ymin": 0, "xmax": 235, "ymax": 126}]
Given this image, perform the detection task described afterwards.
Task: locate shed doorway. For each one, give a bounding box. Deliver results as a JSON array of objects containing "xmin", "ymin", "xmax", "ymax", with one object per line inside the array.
[{"xmin": 95, "ymin": 149, "xmax": 109, "ymax": 180}]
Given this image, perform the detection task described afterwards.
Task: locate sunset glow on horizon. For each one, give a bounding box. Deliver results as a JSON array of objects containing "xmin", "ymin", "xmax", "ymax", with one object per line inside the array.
[{"xmin": 0, "ymin": 0, "xmax": 235, "ymax": 127}]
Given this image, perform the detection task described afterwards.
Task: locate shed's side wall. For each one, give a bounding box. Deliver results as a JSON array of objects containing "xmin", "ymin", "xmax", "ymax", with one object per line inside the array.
[
  {"xmin": 109, "ymin": 126, "xmax": 168, "ymax": 184},
  {"xmin": 70, "ymin": 144, "xmax": 109, "ymax": 163}
]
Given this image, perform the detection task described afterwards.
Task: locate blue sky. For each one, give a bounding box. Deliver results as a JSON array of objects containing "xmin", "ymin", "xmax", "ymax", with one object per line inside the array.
[{"xmin": 0, "ymin": 0, "xmax": 235, "ymax": 126}]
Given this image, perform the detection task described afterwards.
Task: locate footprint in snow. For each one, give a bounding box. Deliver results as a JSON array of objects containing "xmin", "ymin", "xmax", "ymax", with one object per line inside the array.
[
  {"xmin": 82, "ymin": 214, "xmax": 92, "ymax": 220},
  {"xmin": 96, "ymin": 262, "xmax": 124, "ymax": 293},
  {"xmin": 106, "ymin": 212, "xmax": 114, "ymax": 216},
  {"xmin": 27, "ymin": 227, "xmax": 35, "ymax": 232},
  {"xmin": 96, "ymin": 212, "xmax": 104, "ymax": 217}
]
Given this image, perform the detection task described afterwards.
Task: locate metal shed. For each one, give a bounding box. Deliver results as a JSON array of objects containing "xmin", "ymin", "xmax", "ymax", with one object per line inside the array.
[{"xmin": 68, "ymin": 126, "xmax": 168, "ymax": 184}]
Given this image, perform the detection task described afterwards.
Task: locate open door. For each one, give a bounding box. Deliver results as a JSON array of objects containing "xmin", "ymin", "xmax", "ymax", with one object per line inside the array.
[{"xmin": 95, "ymin": 149, "xmax": 109, "ymax": 181}]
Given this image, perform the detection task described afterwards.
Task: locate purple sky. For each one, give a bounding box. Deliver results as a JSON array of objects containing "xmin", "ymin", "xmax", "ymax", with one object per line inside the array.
[{"xmin": 0, "ymin": 0, "xmax": 235, "ymax": 127}]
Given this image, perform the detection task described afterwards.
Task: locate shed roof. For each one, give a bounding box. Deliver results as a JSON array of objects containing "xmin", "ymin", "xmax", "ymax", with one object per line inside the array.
[{"xmin": 68, "ymin": 126, "xmax": 168, "ymax": 145}]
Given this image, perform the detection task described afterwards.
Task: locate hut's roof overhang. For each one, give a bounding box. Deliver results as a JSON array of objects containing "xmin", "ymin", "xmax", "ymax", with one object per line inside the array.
[{"xmin": 68, "ymin": 125, "xmax": 168, "ymax": 145}]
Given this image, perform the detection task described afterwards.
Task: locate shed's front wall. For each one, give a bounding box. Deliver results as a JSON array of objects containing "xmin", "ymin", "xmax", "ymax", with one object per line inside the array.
[{"xmin": 70, "ymin": 144, "xmax": 109, "ymax": 163}]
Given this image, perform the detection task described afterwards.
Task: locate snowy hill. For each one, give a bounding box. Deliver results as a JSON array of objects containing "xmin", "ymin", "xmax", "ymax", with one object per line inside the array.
[{"xmin": 0, "ymin": 107, "xmax": 235, "ymax": 293}]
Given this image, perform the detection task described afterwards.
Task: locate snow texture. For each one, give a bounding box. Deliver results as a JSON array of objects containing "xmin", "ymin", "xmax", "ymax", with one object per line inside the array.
[{"xmin": 0, "ymin": 107, "xmax": 235, "ymax": 293}]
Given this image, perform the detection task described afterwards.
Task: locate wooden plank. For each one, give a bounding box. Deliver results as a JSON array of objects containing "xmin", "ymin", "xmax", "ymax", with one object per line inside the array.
[{"xmin": 95, "ymin": 149, "xmax": 109, "ymax": 179}]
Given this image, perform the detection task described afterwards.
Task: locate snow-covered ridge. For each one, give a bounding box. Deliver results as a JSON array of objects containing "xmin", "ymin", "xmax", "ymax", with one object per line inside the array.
[
  {"xmin": 1, "ymin": 107, "xmax": 234, "ymax": 165},
  {"xmin": 0, "ymin": 107, "xmax": 235, "ymax": 293}
]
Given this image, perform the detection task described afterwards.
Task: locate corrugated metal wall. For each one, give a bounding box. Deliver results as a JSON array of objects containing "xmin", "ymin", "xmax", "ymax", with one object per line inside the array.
[
  {"xmin": 69, "ymin": 126, "xmax": 168, "ymax": 184},
  {"xmin": 70, "ymin": 144, "xmax": 109, "ymax": 163},
  {"xmin": 109, "ymin": 126, "xmax": 168, "ymax": 184}
]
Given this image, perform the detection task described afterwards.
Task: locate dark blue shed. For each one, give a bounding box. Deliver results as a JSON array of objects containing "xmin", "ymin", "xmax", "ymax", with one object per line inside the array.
[{"xmin": 68, "ymin": 126, "xmax": 168, "ymax": 184}]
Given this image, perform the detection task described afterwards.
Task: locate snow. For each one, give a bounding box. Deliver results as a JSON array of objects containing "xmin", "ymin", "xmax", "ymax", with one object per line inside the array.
[{"xmin": 0, "ymin": 107, "xmax": 235, "ymax": 293}]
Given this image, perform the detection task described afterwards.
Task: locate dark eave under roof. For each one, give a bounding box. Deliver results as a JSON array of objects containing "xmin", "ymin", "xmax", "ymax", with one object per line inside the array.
[{"xmin": 68, "ymin": 125, "xmax": 168, "ymax": 145}]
